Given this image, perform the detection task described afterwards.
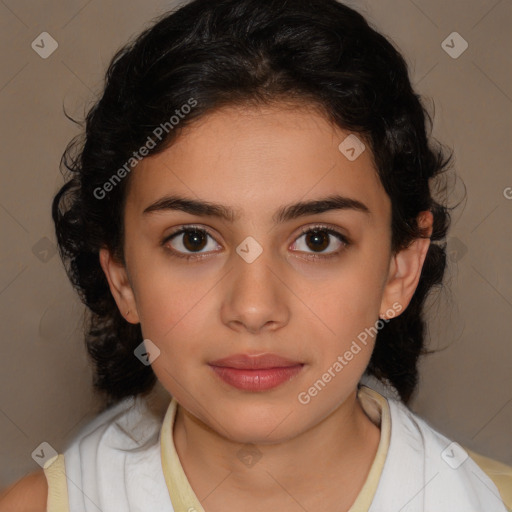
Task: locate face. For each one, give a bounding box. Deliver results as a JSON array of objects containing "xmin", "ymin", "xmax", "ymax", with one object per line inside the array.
[{"xmin": 100, "ymin": 103, "xmax": 431, "ymax": 444}]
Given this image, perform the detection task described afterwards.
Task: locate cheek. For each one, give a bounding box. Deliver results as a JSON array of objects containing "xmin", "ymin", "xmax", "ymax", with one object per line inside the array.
[
  {"xmin": 129, "ymin": 242, "xmax": 221, "ymax": 333},
  {"xmin": 303, "ymin": 257, "xmax": 388, "ymax": 370},
  {"xmin": 344, "ymin": 241, "xmax": 390, "ymax": 315},
  {"xmin": 131, "ymin": 264, "xmax": 202, "ymax": 346},
  {"xmin": 314, "ymin": 264, "xmax": 385, "ymax": 330}
]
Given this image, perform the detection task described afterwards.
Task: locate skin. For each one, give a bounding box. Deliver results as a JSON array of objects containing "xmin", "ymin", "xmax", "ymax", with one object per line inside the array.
[
  {"xmin": 100, "ymin": 102, "xmax": 432, "ymax": 511},
  {"xmin": 0, "ymin": 469, "xmax": 47, "ymax": 511}
]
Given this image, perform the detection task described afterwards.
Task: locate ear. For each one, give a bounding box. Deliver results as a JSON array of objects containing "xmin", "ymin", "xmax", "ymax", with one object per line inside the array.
[
  {"xmin": 379, "ymin": 211, "xmax": 433, "ymax": 318},
  {"xmin": 99, "ymin": 247, "xmax": 140, "ymax": 324}
]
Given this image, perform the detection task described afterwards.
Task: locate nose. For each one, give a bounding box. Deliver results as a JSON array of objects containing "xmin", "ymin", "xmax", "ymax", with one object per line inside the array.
[{"xmin": 220, "ymin": 252, "xmax": 290, "ymax": 334}]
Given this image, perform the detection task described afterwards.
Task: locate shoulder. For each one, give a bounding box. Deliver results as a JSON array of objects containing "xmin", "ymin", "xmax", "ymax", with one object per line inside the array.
[
  {"xmin": 466, "ymin": 448, "xmax": 512, "ymax": 509},
  {"xmin": 65, "ymin": 395, "xmax": 162, "ymax": 456},
  {"xmin": 62, "ymin": 396, "xmax": 173, "ymax": 511},
  {"xmin": 383, "ymin": 397, "xmax": 510, "ymax": 509},
  {"xmin": 0, "ymin": 469, "xmax": 48, "ymax": 512}
]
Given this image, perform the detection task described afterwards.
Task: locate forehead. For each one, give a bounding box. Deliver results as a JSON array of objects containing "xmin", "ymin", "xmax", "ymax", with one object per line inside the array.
[{"xmin": 126, "ymin": 104, "xmax": 390, "ymax": 221}]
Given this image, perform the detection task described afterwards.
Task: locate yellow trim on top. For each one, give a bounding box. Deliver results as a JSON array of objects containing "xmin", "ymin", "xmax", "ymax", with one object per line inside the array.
[
  {"xmin": 348, "ymin": 386, "xmax": 392, "ymax": 511},
  {"xmin": 43, "ymin": 454, "xmax": 70, "ymax": 512},
  {"xmin": 160, "ymin": 398, "xmax": 205, "ymax": 512}
]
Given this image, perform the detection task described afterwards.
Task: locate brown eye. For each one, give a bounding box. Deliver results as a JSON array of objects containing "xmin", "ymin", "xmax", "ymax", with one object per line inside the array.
[
  {"xmin": 291, "ymin": 226, "xmax": 349, "ymax": 258},
  {"xmin": 181, "ymin": 229, "xmax": 208, "ymax": 252},
  {"xmin": 163, "ymin": 227, "xmax": 220, "ymax": 259},
  {"xmin": 304, "ymin": 230, "xmax": 330, "ymax": 252}
]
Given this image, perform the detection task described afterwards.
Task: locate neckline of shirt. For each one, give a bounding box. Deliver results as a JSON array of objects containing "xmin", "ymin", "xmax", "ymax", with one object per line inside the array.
[{"xmin": 159, "ymin": 385, "xmax": 391, "ymax": 512}]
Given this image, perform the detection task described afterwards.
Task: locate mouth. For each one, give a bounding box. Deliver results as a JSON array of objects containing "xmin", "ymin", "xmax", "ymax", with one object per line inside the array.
[{"xmin": 208, "ymin": 353, "xmax": 305, "ymax": 391}]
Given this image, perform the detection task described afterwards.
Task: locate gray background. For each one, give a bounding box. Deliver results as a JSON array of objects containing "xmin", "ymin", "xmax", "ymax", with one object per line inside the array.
[{"xmin": 0, "ymin": 0, "xmax": 511, "ymax": 489}]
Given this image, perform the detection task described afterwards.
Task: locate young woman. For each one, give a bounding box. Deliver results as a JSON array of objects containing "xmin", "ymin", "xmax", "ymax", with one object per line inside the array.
[{"xmin": 2, "ymin": 0, "xmax": 510, "ymax": 510}]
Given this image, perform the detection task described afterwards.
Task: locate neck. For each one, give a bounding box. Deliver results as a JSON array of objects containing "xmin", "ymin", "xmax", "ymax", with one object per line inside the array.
[{"xmin": 172, "ymin": 388, "xmax": 381, "ymax": 510}]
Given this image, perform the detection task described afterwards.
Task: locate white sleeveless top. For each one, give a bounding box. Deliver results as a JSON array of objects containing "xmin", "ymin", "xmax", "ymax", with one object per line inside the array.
[{"xmin": 43, "ymin": 385, "xmax": 511, "ymax": 511}]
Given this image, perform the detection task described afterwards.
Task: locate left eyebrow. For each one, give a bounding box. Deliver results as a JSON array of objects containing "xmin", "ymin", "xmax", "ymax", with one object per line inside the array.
[{"xmin": 142, "ymin": 193, "xmax": 371, "ymax": 223}]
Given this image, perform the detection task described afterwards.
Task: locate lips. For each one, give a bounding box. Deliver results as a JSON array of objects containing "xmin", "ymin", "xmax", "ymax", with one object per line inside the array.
[
  {"xmin": 208, "ymin": 353, "xmax": 304, "ymax": 391},
  {"xmin": 209, "ymin": 353, "xmax": 302, "ymax": 369}
]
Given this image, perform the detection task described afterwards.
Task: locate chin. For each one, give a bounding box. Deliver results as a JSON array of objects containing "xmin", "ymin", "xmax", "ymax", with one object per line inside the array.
[{"xmin": 211, "ymin": 405, "xmax": 301, "ymax": 445}]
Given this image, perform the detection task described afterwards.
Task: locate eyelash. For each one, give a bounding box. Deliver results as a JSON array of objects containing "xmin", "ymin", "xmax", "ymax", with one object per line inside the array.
[{"xmin": 161, "ymin": 224, "xmax": 351, "ymax": 262}]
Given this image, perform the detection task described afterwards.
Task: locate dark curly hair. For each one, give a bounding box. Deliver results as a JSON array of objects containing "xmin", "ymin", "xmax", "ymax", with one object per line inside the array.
[{"xmin": 52, "ymin": 0, "xmax": 456, "ymax": 408}]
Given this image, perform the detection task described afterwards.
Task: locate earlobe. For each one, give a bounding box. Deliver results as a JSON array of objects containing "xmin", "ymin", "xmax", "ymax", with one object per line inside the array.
[
  {"xmin": 99, "ymin": 247, "xmax": 140, "ymax": 324},
  {"xmin": 380, "ymin": 211, "xmax": 433, "ymax": 317}
]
